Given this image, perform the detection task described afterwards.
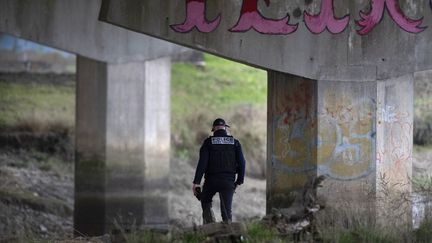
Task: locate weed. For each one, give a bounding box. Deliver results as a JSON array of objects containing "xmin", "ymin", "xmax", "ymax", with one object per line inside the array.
[
  {"xmin": 413, "ymin": 175, "xmax": 432, "ymax": 192},
  {"xmin": 335, "ymin": 228, "xmax": 395, "ymax": 243},
  {"xmin": 245, "ymin": 222, "xmax": 282, "ymax": 242},
  {"xmin": 180, "ymin": 231, "xmax": 207, "ymax": 243},
  {"xmin": 113, "ymin": 216, "xmax": 171, "ymax": 243}
]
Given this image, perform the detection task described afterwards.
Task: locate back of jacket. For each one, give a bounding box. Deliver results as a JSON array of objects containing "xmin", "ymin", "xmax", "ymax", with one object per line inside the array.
[{"xmin": 206, "ymin": 136, "xmax": 237, "ymax": 175}]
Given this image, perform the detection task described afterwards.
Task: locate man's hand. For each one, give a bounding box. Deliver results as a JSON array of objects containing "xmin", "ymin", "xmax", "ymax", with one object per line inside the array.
[{"xmin": 192, "ymin": 183, "xmax": 200, "ymax": 196}]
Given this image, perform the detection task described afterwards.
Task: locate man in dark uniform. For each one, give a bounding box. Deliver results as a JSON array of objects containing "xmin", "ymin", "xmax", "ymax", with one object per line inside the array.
[{"xmin": 192, "ymin": 118, "xmax": 246, "ymax": 224}]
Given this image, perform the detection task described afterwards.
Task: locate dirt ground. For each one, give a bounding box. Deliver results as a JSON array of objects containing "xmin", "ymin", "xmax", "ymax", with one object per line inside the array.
[
  {"xmin": 2, "ymin": 146, "xmax": 432, "ymax": 238},
  {"xmin": 0, "ymin": 148, "xmax": 73, "ymax": 238},
  {"xmin": 169, "ymin": 157, "xmax": 266, "ymax": 226},
  {"xmin": 0, "ymin": 147, "xmax": 266, "ymax": 238}
]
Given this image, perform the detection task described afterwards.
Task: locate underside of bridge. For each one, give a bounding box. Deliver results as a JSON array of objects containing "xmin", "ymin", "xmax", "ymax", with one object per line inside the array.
[{"xmin": 1, "ymin": 0, "xmax": 428, "ymax": 235}]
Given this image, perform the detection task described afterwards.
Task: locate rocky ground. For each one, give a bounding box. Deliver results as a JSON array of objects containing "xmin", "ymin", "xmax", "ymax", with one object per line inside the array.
[
  {"xmin": 0, "ymin": 148, "xmax": 73, "ymax": 240},
  {"xmin": 2, "ymin": 144, "xmax": 432, "ymax": 239},
  {"xmin": 0, "ymin": 146, "xmax": 266, "ymax": 239},
  {"xmin": 169, "ymin": 157, "xmax": 266, "ymax": 226}
]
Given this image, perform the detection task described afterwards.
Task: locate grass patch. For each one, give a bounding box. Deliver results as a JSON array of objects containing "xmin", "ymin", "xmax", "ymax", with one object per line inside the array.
[
  {"xmin": 0, "ymin": 81, "xmax": 75, "ymax": 129},
  {"xmin": 317, "ymin": 223, "xmax": 409, "ymax": 243},
  {"xmin": 171, "ymin": 54, "xmax": 266, "ymax": 120},
  {"xmin": 245, "ymin": 222, "xmax": 283, "ymax": 242},
  {"xmin": 171, "ymin": 54, "xmax": 267, "ymax": 172},
  {"xmin": 413, "ymin": 175, "xmax": 432, "ymax": 192},
  {"xmin": 336, "ymin": 228, "xmax": 396, "ymax": 243},
  {"xmin": 180, "ymin": 231, "xmax": 207, "ymax": 243},
  {"xmin": 414, "ymin": 144, "xmax": 432, "ymax": 153}
]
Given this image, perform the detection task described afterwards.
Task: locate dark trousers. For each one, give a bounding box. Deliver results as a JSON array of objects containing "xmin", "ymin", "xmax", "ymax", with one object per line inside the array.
[{"xmin": 200, "ymin": 177, "xmax": 236, "ymax": 223}]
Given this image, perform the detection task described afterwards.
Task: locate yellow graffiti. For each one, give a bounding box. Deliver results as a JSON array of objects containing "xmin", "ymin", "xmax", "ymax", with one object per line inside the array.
[{"xmin": 273, "ymin": 87, "xmax": 375, "ymax": 180}]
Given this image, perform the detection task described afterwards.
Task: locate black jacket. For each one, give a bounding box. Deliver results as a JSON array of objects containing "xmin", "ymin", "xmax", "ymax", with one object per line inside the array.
[{"xmin": 193, "ymin": 129, "xmax": 246, "ymax": 185}]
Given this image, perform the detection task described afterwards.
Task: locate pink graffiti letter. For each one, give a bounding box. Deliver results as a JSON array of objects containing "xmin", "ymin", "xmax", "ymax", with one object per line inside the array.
[
  {"xmin": 170, "ymin": 0, "xmax": 221, "ymax": 33},
  {"xmin": 357, "ymin": 0, "xmax": 425, "ymax": 35},
  {"xmin": 229, "ymin": 0, "xmax": 298, "ymax": 34},
  {"xmin": 304, "ymin": 0, "xmax": 349, "ymax": 34}
]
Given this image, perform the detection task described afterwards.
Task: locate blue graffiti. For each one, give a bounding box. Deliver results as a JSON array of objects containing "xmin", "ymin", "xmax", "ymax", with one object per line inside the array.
[{"xmin": 0, "ymin": 34, "xmax": 73, "ymax": 58}]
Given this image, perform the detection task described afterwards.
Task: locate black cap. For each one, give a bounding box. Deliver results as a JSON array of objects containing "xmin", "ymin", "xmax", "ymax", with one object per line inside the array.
[{"xmin": 212, "ymin": 118, "xmax": 230, "ymax": 131}]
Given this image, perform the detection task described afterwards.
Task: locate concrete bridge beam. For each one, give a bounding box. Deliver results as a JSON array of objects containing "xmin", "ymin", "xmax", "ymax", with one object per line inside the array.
[
  {"xmin": 267, "ymin": 71, "xmax": 413, "ymax": 227},
  {"xmin": 0, "ymin": 0, "xmax": 187, "ymax": 63},
  {"xmin": 74, "ymin": 56, "xmax": 171, "ymax": 236}
]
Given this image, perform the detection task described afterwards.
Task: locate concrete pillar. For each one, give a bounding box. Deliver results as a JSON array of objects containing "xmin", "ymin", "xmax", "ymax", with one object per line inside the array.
[
  {"xmin": 375, "ymin": 75, "xmax": 413, "ymax": 229},
  {"xmin": 74, "ymin": 56, "xmax": 171, "ymax": 236},
  {"xmin": 267, "ymin": 71, "xmax": 413, "ymax": 228}
]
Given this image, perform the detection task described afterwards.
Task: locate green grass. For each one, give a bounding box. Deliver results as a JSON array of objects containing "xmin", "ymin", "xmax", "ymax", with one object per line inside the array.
[
  {"xmin": 0, "ymin": 82, "xmax": 75, "ymax": 129},
  {"xmin": 0, "ymin": 55, "xmax": 267, "ymax": 174},
  {"xmin": 0, "ymin": 54, "xmax": 266, "ymax": 131},
  {"xmin": 329, "ymin": 228, "xmax": 397, "ymax": 243},
  {"xmin": 171, "ymin": 54, "xmax": 267, "ymax": 120},
  {"xmin": 413, "ymin": 174, "xmax": 432, "ymax": 194},
  {"xmin": 414, "ymin": 144, "xmax": 432, "ymax": 153},
  {"xmin": 245, "ymin": 222, "xmax": 283, "ymax": 242},
  {"xmin": 171, "ymin": 54, "xmax": 267, "ymax": 162}
]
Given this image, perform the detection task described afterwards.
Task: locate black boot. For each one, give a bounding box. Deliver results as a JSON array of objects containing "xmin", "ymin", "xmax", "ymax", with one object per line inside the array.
[{"xmin": 202, "ymin": 203, "xmax": 216, "ymax": 224}]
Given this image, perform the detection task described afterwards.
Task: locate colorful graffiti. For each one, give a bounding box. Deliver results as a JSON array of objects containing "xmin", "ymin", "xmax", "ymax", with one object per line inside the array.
[
  {"xmin": 170, "ymin": 0, "xmax": 221, "ymax": 33},
  {"xmin": 317, "ymin": 94, "xmax": 376, "ymax": 180},
  {"xmin": 229, "ymin": 0, "xmax": 298, "ymax": 34},
  {"xmin": 377, "ymin": 105, "xmax": 412, "ymax": 183},
  {"xmin": 271, "ymin": 80, "xmax": 317, "ymax": 176},
  {"xmin": 356, "ymin": 0, "xmax": 425, "ymax": 35},
  {"xmin": 270, "ymin": 79, "xmax": 413, "ymax": 183},
  {"xmin": 171, "ymin": 0, "xmax": 427, "ymax": 35},
  {"xmin": 271, "ymin": 81, "xmax": 376, "ymax": 181},
  {"xmin": 304, "ymin": 0, "xmax": 349, "ymax": 34}
]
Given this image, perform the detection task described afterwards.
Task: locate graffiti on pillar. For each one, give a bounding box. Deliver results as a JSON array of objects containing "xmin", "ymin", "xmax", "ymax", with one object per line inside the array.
[
  {"xmin": 379, "ymin": 105, "xmax": 397, "ymax": 123},
  {"xmin": 171, "ymin": 0, "xmax": 427, "ymax": 35},
  {"xmin": 272, "ymin": 84, "xmax": 376, "ymax": 181},
  {"xmin": 170, "ymin": 0, "xmax": 221, "ymax": 33},
  {"xmin": 229, "ymin": 0, "xmax": 298, "ymax": 34},
  {"xmin": 318, "ymin": 95, "xmax": 376, "ymax": 180},
  {"xmin": 356, "ymin": 0, "xmax": 425, "ymax": 35},
  {"xmin": 304, "ymin": 0, "xmax": 349, "ymax": 34},
  {"xmin": 271, "ymin": 79, "xmax": 317, "ymax": 178},
  {"xmin": 377, "ymin": 105, "xmax": 412, "ymax": 182}
]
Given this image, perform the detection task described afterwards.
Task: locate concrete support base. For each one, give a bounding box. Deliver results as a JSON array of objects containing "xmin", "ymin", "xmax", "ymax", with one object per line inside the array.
[
  {"xmin": 74, "ymin": 56, "xmax": 171, "ymax": 236},
  {"xmin": 267, "ymin": 71, "xmax": 413, "ymax": 229}
]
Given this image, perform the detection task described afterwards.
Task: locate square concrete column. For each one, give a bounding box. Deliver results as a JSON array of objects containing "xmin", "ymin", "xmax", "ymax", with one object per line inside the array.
[
  {"xmin": 74, "ymin": 56, "xmax": 171, "ymax": 236},
  {"xmin": 267, "ymin": 71, "xmax": 413, "ymax": 228}
]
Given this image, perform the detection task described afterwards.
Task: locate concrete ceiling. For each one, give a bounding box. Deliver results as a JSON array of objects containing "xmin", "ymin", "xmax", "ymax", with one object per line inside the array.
[{"xmin": 99, "ymin": 0, "xmax": 432, "ymax": 80}]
